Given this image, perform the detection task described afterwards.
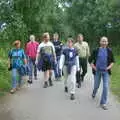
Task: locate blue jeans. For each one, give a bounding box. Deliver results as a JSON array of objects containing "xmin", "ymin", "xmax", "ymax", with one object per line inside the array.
[
  {"xmin": 12, "ymin": 68, "xmax": 22, "ymax": 89},
  {"xmin": 28, "ymin": 58, "xmax": 37, "ymax": 80},
  {"xmin": 93, "ymin": 70, "xmax": 110, "ymax": 105},
  {"xmin": 54, "ymin": 56, "xmax": 61, "ymax": 78}
]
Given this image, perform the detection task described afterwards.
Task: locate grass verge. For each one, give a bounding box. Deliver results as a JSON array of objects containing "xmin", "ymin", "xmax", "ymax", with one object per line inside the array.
[
  {"xmin": 111, "ymin": 56, "xmax": 120, "ymax": 101},
  {"xmin": 0, "ymin": 48, "xmax": 11, "ymax": 97}
]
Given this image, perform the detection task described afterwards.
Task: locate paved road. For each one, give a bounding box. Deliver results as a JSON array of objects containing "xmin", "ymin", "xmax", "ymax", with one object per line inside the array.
[{"xmin": 0, "ymin": 66, "xmax": 120, "ymax": 120}]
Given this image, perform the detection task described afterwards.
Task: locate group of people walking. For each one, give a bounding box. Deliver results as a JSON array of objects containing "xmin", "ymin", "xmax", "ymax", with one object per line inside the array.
[{"xmin": 8, "ymin": 32, "xmax": 114, "ymax": 110}]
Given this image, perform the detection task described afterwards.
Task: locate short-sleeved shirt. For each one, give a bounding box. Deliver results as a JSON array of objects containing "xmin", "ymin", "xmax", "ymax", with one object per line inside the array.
[
  {"xmin": 8, "ymin": 48, "xmax": 26, "ymax": 69},
  {"xmin": 25, "ymin": 41, "xmax": 39, "ymax": 59},
  {"xmin": 37, "ymin": 41, "xmax": 55, "ymax": 57}
]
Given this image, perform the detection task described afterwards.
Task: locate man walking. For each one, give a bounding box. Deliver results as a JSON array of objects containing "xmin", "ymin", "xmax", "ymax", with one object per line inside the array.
[
  {"xmin": 52, "ymin": 33, "xmax": 63, "ymax": 80},
  {"xmin": 74, "ymin": 34, "xmax": 90, "ymax": 87},
  {"xmin": 89, "ymin": 37, "xmax": 115, "ymax": 110},
  {"xmin": 36, "ymin": 32, "xmax": 56, "ymax": 88}
]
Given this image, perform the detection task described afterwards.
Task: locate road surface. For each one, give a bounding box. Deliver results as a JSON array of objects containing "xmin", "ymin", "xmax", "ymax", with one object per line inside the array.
[{"xmin": 0, "ymin": 66, "xmax": 120, "ymax": 120}]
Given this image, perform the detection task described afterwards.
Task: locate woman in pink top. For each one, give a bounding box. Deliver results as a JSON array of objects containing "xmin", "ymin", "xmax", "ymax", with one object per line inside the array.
[{"xmin": 25, "ymin": 35, "xmax": 39, "ymax": 84}]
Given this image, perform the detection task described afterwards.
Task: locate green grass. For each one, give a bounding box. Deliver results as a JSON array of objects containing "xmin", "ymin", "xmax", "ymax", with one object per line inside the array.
[
  {"xmin": 0, "ymin": 47, "xmax": 11, "ymax": 96},
  {"xmin": 111, "ymin": 56, "xmax": 120, "ymax": 101}
]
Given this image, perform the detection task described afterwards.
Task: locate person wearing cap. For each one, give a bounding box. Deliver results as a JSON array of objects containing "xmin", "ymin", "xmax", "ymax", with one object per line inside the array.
[
  {"xmin": 8, "ymin": 40, "xmax": 27, "ymax": 94},
  {"xmin": 52, "ymin": 33, "xmax": 63, "ymax": 80},
  {"xmin": 74, "ymin": 34, "xmax": 90, "ymax": 87},
  {"xmin": 59, "ymin": 38, "xmax": 80, "ymax": 100},
  {"xmin": 36, "ymin": 32, "xmax": 56, "ymax": 88},
  {"xmin": 89, "ymin": 37, "xmax": 115, "ymax": 110},
  {"xmin": 25, "ymin": 35, "xmax": 39, "ymax": 84}
]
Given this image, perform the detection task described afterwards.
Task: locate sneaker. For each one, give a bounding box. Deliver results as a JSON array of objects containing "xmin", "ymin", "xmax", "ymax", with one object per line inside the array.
[
  {"xmin": 10, "ymin": 88, "xmax": 16, "ymax": 94},
  {"xmin": 92, "ymin": 93, "xmax": 95, "ymax": 99},
  {"xmin": 56, "ymin": 77, "xmax": 61, "ymax": 81},
  {"xmin": 81, "ymin": 75, "xmax": 84, "ymax": 82},
  {"xmin": 65, "ymin": 86, "xmax": 68, "ymax": 93},
  {"xmin": 70, "ymin": 94, "xmax": 75, "ymax": 100},
  {"xmin": 43, "ymin": 82, "xmax": 48, "ymax": 88},
  {"xmin": 78, "ymin": 82, "xmax": 81, "ymax": 88},
  {"xmin": 27, "ymin": 80, "xmax": 33, "ymax": 84},
  {"xmin": 100, "ymin": 104, "xmax": 108, "ymax": 110},
  {"xmin": 49, "ymin": 78, "xmax": 53, "ymax": 86}
]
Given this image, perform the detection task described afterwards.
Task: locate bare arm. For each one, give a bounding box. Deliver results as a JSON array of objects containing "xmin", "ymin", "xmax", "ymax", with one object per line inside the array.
[{"xmin": 35, "ymin": 45, "xmax": 41, "ymax": 64}]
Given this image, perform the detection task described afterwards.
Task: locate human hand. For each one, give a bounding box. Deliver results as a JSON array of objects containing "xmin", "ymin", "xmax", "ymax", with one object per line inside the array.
[{"xmin": 91, "ymin": 64, "xmax": 96, "ymax": 71}]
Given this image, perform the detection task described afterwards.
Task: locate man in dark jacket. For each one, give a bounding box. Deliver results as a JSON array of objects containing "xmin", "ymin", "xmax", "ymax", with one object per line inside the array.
[
  {"xmin": 89, "ymin": 36, "xmax": 115, "ymax": 110},
  {"xmin": 52, "ymin": 33, "xmax": 63, "ymax": 80}
]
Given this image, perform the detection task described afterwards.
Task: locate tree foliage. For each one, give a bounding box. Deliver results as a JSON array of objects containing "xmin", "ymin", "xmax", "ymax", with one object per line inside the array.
[{"xmin": 0, "ymin": 0, "xmax": 120, "ymax": 47}]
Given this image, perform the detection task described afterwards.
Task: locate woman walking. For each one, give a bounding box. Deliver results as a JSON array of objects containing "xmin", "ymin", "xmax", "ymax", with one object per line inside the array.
[
  {"xmin": 8, "ymin": 40, "xmax": 27, "ymax": 93},
  {"xmin": 59, "ymin": 38, "xmax": 80, "ymax": 100}
]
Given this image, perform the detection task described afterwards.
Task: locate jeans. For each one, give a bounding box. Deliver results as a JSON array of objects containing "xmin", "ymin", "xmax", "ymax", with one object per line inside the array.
[
  {"xmin": 54, "ymin": 56, "xmax": 61, "ymax": 78},
  {"xmin": 92, "ymin": 70, "xmax": 110, "ymax": 105},
  {"xmin": 28, "ymin": 58, "xmax": 37, "ymax": 80},
  {"xmin": 12, "ymin": 68, "xmax": 22, "ymax": 89}
]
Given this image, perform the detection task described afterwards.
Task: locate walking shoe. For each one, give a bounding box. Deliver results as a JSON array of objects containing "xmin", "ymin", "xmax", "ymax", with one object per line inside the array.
[
  {"xmin": 70, "ymin": 94, "xmax": 75, "ymax": 100},
  {"xmin": 81, "ymin": 75, "xmax": 84, "ymax": 82},
  {"xmin": 55, "ymin": 77, "xmax": 61, "ymax": 81},
  {"xmin": 77, "ymin": 82, "xmax": 81, "ymax": 88},
  {"xmin": 43, "ymin": 81, "xmax": 48, "ymax": 88},
  {"xmin": 100, "ymin": 104, "xmax": 108, "ymax": 110},
  {"xmin": 49, "ymin": 78, "xmax": 53, "ymax": 86},
  {"xmin": 55, "ymin": 78, "xmax": 59, "ymax": 81},
  {"xmin": 10, "ymin": 88, "xmax": 16, "ymax": 94},
  {"xmin": 64, "ymin": 86, "xmax": 68, "ymax": 93},
  {"xmin": 92, "ymin": 93, "xmax": 95, "ymax": 99},
  {"xmin": 27, "ymin": 80, "xmax": 33, "ymax": 84}
]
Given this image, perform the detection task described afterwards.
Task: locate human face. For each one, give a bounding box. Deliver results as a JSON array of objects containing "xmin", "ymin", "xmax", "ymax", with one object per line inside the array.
[
  {"xmin": 15, "ymin": 43, "xmax": 21, "ymax": 49},
  {"xmin": 68, "ymin": 40, "xmax": 73, "ymax": 48},
  {"xmin": 53, "ymin": 34, "xmax": 59, "ymax": 40},
  {"xmin": 77, "ymin": 35, "xmax": 84, "ymax": 43},
  {"xmin": 100, "ymin": 37, "xmax": 108, "ymax": 48},
  {"xmin": 44, "ymin": 34, "xmax": 50, "ymax": 42}
]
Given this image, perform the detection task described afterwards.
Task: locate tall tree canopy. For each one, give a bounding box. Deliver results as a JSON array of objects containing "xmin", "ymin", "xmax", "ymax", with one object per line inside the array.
[{"xmin": 0, "ymin": 0, "xmax": 120, "ymax": 50}]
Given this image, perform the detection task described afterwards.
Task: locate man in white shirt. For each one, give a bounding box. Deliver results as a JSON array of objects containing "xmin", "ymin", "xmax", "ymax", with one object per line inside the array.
[{"xmin": 36, "ymin": 32, "xmax": 56, "ymax": 88}]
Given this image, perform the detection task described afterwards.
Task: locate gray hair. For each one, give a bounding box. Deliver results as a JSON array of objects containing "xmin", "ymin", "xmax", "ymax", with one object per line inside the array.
[{"xmin": 30, "ymin": 35, "xmax": 35, "ymax": 41}]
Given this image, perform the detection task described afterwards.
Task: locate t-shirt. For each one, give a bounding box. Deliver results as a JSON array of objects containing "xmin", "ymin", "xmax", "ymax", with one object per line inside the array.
[
  {"xmin": 96, "ymin": 48, "xmax": 108, "ymax": 71},
  {"xmin": 37, "ymin": 41, "xmax": 55, "ymax": 56},
  {"xmin": 26, "ymin": 41, "xmax": 39, "ymax": 59},
  {"xmin": 8, "ymin": 48, "xmax": 26, "ymax": 69}
]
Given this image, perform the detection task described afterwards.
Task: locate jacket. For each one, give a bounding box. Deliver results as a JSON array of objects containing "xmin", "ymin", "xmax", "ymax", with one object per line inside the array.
[{"xmin": 89, "ymin": 47, "xmax": 115, "ymax": 75}]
